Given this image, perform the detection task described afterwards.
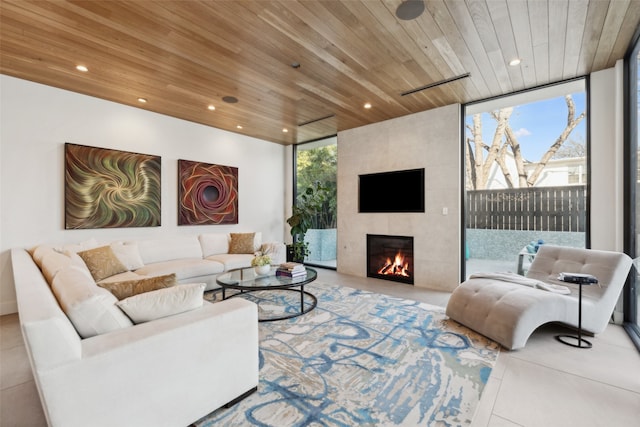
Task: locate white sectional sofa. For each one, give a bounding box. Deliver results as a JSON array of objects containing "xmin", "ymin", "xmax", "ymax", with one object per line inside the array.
[
  {"xmin": 12, "ymin": 232, "xmax": 284, "ymax": 427},
  {"xmin": 34, "ymin": 232, "xmax": 286, "ymax": 292}
]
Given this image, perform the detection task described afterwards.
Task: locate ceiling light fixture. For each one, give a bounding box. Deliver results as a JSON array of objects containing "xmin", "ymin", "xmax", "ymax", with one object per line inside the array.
[
  {"xmin": 364, "ymin": 102, "xmax": 372, "ymax": 109},
  {"xmin": 395, "ymin": 0, "xmax": 425, "ymax": 21},
  {"xmin": 236, "ymin": 125, "xmax": 243, "ymax": 129},
  {"xmin": 137, "ymin": 97, "xmax": 147, "ymax": 103},
  {"xmin": 282, "ymin": 128, "xmax": 288, "ymax": 133},
  {"xmin": 75, "ymin": 65, "xmax": 88, "ymax": 72},
  {"xmin": 223, "ymin": 96, "xmax": 238, "ymax": 104},
  {"xmin": 207, "ymin": 105, "xmax": 216, "ymax": 111},
  {"xmin": 509, "ymin": 58, "xmax": 522, "ymax": 66},
  {"xmin": 291, "ymin": 62, "xmax": 301, "ymax": 69}
]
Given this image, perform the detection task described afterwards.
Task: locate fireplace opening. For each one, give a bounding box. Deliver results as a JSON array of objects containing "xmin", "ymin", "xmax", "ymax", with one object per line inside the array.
[{"xmin": 366, "ymin": 234, "xmax": 414, "ymax": 284}]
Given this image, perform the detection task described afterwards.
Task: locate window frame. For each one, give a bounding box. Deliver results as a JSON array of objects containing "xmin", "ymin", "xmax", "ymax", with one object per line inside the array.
[
  {"xmin": 461, "ymin": 78, "xmax": 590, "ymax": 280},
  {"xmin": 623, "ymin": 25, "xmax": 640, "ymax": 351}
]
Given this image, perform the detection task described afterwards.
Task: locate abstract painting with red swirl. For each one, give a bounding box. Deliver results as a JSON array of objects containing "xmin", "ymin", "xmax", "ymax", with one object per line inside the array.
[
  {"xmin": 65, "ymin": 143, "xmax": 161, "ymax": 229},
  {"xmin": 178, "ymin": 159, "xmax": 238, "ymax": 225}
]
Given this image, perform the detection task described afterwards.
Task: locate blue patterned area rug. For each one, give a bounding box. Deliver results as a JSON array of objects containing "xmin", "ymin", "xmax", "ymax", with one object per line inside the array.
[{"xmin": 197, "ymin": 283, "xmax": 499, "ymax": 427}]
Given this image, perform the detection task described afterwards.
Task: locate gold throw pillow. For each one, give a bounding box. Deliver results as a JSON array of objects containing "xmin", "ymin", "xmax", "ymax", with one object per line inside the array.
[
  {"xmin": 228, "ymin": 232, "xmax": 256, "ymax": 254},
  {"xmin": 77, "ymin": 245, "xmax": 128, "ymax": 282},
  {"xmin": 99, "ymin": 273, "xmax": 177, "ymax": 300}
]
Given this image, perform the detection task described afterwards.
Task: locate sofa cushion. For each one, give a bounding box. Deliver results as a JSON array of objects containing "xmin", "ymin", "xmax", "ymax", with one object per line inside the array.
[
  {"xmin": 205, "ymin": 253, "xmax": 254, "ymax": 270},
  {"xmin": 40, "ymin": 251, "xmax": 89, "ymax": 284},
  {"xmin": 98, "ymin": 273, "xmax": 177, "ymax": 300},
  {"xmin": 135, "ymin": 258, "xmax": 225, "ymax": 279},
  {"xmin": 51, "ymin": 266, "xmax": 133, "ymax": 338},
  {"xmin": 116, "ymin": 283, "xmax": 205, "ymax": 323},
  {"xmin": 229, "ymin": 233, "xmax": 256, "ymax": 254},
  {"xmin": 136, "ymin": 236, "xmax": 203, "ymax": 265},
  {"xmin": 77, "ymin": 245, "xmax": 128, "ymax": 282},
  {"xmin": 56, "ymin": 238, "xmax": 100, "ymax": 254},
  {"xmin": 199, "ymin": 233, "xmax": 230, "ymax": 257},
  {"xmin": 110, "ymin": 242, "xmax": 145, "ymax": 270},
  {"xmin": 31, "ymin": 244, "xmax": 56, "ymax": 267}
]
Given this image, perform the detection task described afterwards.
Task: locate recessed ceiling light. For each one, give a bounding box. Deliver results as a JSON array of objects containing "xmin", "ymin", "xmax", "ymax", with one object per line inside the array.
[
  {"xmin": 207, "ymin": 105, "xmax": 216, "ymax": 111},
  {"xmin": 282, "ymin": 128, "xmax": 288, "ymax": 133},
  {"xmin": 223, "ymin": 96, "xmax": 239, "ymax": 104},
  {"xmin": 509, "ymin": 58, "xmax": 521, "ymax": 66},
  {"xmin": 364, "ymin": 102, "xmax": 372, "ymax": 109},
  {"xmin": 75, "ymin": 65, "xmax": 88, "ymax": 72},
  {"xmin": 236, "ymin": 125, "xmax": 243, "ymax": 129},
  {"xmin": 291, "ymin": 62, "xmax": 301, "ymax": 69},
  {"xmin": 137, "ymin": 98, "xmax": 147, "ymax": 103}
]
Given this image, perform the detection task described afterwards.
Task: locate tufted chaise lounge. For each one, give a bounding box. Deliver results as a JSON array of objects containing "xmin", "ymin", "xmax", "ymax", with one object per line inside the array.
[{"xmin": 446, "ymin": 245, "xmax": 633, "ymax": 350}]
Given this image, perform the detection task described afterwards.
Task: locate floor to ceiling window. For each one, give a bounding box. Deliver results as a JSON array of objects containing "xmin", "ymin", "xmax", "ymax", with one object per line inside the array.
[
  {"xmin": 463, "ymin": 79, "xmax": 588, "ymax": 277},
  {"xmin": 294, "ymin": 136, "xmax": 337, "ymax": 268},
  {"xmin": 624, "ymin": 32, "xmax": 640, "ymax": 350}
]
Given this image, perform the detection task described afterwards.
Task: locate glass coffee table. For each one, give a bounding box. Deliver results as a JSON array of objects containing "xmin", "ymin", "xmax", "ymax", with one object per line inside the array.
[{"xmin": 216, "ymin": 266, "xmax": 318, "ymax": 322}]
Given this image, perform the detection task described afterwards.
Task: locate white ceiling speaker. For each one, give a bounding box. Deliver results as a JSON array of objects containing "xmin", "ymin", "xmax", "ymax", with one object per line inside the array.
[{"xmin": 395, "ymin": 0, "xmax": 425, "ymax": 21}]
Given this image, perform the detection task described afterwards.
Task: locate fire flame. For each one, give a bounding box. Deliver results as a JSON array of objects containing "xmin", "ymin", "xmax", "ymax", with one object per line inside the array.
[{"xmin": 377, "ymin": 252, "xmax": 411, "ymax": 277}]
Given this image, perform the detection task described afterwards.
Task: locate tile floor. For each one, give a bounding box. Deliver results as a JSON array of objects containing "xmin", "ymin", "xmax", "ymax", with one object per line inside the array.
[{"xmin": 2, "ymin": 269, "xmax": 639, "ymax": 427}]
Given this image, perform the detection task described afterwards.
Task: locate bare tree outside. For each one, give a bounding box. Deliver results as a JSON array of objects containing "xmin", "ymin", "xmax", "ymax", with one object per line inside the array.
[{"xmin": 466, "ymin": 95, "xmax": 586, "ymax": 190}]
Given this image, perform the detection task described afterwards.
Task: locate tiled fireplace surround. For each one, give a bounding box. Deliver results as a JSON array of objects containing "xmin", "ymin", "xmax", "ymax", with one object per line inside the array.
[{"xmin": 337, "ymin": 104, "xmax": 461, "ymax": 292}]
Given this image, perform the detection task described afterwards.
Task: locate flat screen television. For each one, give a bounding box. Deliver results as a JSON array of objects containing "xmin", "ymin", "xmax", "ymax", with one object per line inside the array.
[{"xmin": 359, "ymin": 168, "xmax": 425, "ymax": 213}]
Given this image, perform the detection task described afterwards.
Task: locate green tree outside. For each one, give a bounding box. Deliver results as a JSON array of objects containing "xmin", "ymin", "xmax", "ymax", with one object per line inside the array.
[{"xmin": 296, "ymin": 144, "xmax": 337, "ymax": 229}]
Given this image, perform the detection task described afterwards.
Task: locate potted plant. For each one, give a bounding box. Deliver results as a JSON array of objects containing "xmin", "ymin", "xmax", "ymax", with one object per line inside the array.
[
  {"xmin": 286, "ymin": 203, "xmax": 311, "ymax": 263},
  {"xmin": 286, "ymin": 182, "xmax": 328, "ymax": 262},
  {"xmin": 251, "ymin": 253, "xmax": 271, "ymax": 275}
]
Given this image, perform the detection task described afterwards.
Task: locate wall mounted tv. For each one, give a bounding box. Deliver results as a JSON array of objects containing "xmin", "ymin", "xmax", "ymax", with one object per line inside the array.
[{"xmin": 359, "ymin": 168, "xmax": 425, "ymax": 213}]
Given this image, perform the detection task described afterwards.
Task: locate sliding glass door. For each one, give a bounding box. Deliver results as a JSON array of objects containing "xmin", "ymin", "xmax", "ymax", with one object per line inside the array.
[{"xmin": 463, "ymin": 80, "xmax": 588, "ymax": 277}]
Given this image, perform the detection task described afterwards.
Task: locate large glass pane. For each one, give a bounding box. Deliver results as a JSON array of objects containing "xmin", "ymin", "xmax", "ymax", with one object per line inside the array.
[
  {"xmin": 295, "ymin": 136, "xmax": 337, "ymax": 268},
  {"xmin": 623, "ymin": 32, "xmax": 639, "ymax": 350},
  {"xmin": 635, "ymin": 49, "xmax": 640, "ymax": 332},
  {"xmin": 464, "ymin": 80, "xmax": 588, "ymax": 277}
]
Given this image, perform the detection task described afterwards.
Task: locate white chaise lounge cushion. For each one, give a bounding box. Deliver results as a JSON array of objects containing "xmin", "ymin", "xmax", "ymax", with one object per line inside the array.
[
  {"xmin": 51, "ymin": 266, "xmax": 133, "ymax": 338},
  {"xmin": 446, "ymin": 245, "xmax": 633, "ymax": 350}
]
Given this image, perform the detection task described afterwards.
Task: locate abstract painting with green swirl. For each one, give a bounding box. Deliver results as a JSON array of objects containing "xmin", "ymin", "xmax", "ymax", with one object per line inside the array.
[
  {"xmin": 65, "ymin": 143, "xmax": 161, "ymax": 229},
  {"xmin": 178, "ymin": 159, "xmax": 238, "ymax": 225}
]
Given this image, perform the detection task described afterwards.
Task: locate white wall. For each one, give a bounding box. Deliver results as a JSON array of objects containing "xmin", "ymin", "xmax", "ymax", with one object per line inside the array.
[
  {"xmin": 337, "ymin": 104, "xmax": 461, "ymax": 292},
  {"xmin": 0, "ymin": 75, "xmax": 286, "ymax": 315},
  {"xmin": 590, "ymin": 61, "xmax": 626, "ymax": 252}
]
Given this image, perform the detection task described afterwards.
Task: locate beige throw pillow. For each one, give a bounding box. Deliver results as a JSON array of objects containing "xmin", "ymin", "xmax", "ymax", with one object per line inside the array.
[
  {"xmin": 116, "ymin": 283, "xmax": 205, "ymax": 324},
  {"xmin": 98, "ymin": 273, "xmax": 177, "ymax": 300},
  {"xmin": 77, "ymin": 245, "xmax": 128, "ymax": 282},
  {"xmin": 229, "ymin": 232, "xmax": 256, "ymax": 254}
]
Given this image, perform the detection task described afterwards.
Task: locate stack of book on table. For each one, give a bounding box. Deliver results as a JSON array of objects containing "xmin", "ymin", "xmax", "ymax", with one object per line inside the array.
[{"xmin": 276, "ymin": 262, "xmax": 307, "ymax": 278}]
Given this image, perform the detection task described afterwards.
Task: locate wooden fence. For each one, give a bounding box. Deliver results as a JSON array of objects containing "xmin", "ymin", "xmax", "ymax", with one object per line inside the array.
[{"xmin": 466, "ymin": 185, "xmax": 586, "ymax": 232}]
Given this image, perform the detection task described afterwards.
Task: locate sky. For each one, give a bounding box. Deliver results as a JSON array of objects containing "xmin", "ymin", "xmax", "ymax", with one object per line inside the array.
[{"xmin": 466, "ymin": 91, "xmax": 587, "ymax": 161}]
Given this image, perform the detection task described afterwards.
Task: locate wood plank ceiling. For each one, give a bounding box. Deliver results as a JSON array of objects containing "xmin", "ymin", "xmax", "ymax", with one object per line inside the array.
[{"xmin": 1, "ymin": 0, "xmax": 639, "ymax": 145}]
